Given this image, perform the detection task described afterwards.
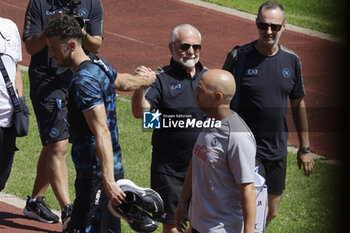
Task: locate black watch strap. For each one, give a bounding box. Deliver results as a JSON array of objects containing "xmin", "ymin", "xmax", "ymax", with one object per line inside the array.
[{"xmin": 299, "ymin": 146, "xmax": 311, "ymax": 153}]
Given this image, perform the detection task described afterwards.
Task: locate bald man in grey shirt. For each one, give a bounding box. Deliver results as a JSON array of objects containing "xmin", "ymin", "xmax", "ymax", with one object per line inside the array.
[{"xmin": 175, "ymin": 69, "xmax": 256, "ymax": 233}]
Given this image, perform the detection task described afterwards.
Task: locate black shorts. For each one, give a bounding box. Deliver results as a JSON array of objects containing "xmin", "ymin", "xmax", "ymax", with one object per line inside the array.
[
  {"xmin": 256, "ymin": 157, "xmax": 287, "ymax": 195},
  {"xmin": 69, "ymin": 173, "xmax": 124, "ymax": 233},
  {"xmin": 151, "ymin": 171, "xmax": 187, "ymax": 224},
  {"xmin": 31, "ymin": 97, "xmax": 69, "ymax": 145}
]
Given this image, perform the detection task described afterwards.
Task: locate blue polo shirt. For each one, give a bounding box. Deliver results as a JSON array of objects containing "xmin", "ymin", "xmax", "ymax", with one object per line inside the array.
[
  {"xmin": 68, "ymin": 54, "xmax": 123, "ymax": 179},
  {"xmin": 23, "ymin": 0, "xmax": 104, "ymax": 99},
  {"xmin": 145, "ymin": 59, "xmax": 207, "ymax": 178},
  {"xmin": 223, "ymin": 41, "xmax": 305, "ymax": 160}
]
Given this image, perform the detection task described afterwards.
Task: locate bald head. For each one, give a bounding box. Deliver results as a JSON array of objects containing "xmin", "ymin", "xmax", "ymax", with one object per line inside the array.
[
  {"xmin": 201, "ymin": 69, "xmax": 236, "ymax": 104},
  {"xmin": 194, "ymin": 69, "xmax": 236, "ymax": 118}
]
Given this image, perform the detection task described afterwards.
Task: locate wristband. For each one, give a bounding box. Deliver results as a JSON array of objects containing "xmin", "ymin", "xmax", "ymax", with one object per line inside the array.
[{"xmin": 299, "ymin": 146, "xmax": 311, "ymax": 153}]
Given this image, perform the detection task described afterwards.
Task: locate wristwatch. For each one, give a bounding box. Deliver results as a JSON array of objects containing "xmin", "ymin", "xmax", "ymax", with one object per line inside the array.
[{"xmin": 299, "ymin": 146, "xmax": 311, "ymax": 153}]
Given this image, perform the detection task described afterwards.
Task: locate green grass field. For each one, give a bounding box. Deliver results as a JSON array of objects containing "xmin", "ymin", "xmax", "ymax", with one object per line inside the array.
[
  {"xmin": 202, "ymin": 0, "xmax": 345, "ymax": 37},
  {"xmin": 2, "ymin": 71, "xmax": 342, "ymax": 233}
]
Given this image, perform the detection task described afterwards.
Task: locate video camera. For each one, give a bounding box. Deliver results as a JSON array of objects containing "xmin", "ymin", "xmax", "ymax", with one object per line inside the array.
[{"xmin": 62, "ymin": 0, "xmax": 87, "ymax": 28}]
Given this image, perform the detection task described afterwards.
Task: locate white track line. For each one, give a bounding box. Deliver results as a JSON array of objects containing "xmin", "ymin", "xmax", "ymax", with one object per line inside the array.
[{"xmin": 104, "ymin": 31, "xmax": 165, "ymax": 49}]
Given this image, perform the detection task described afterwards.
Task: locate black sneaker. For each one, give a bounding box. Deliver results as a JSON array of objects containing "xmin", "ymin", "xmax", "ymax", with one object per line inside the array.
[
  {"xmin": 61, "ymin": 204, "xmax": 73, "ymax": 232},
  {"xmin": 116, "ymin": 179, "xmax": 164, "ymax": 217},
  {"xmin": 108, "ymin": 201, "xmax": 158, "ymax": 232},
  {"xmin": 23, "ymin": 196, "xmax": 59, "ymax": 223}
]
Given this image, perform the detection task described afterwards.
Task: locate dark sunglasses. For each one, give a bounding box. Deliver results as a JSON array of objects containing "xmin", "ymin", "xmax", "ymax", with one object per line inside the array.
[
  {"xmin": 257, "ymin": 21, "xmax": 284, "ymax": 31},
  {"xmin": 179, "ymin": 43, "xmax": 202, "ymax": 52}
]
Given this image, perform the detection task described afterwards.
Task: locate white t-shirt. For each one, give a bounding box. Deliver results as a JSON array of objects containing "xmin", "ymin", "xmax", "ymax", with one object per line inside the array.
[
  {"xmin": 0, "ymin": 17, "xmax": 22, "ymax": 127},
  {"xmin": 190, "ymin": 113, "xmax": 256, "ymax": 233}
]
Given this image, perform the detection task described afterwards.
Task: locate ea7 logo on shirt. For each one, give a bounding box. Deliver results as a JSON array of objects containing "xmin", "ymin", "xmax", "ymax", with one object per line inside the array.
[
  {"xmin": 46, "ymin": 10, "xmax": 56, "ymax": 16},
  {"xmin": 143, "ymin": 110, "xmax": 161, "ymax": 129},
  {"xmin": 246, "ymin": 69, "xmax": 258, "ymax": 76},
  {"xmin": 170, "ymin": 84, "xmax": 181, "ymax": 90}
]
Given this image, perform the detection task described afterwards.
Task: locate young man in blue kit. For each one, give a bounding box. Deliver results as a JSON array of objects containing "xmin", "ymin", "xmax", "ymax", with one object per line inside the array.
[
  {"xmin": 223, "ymin": 1, "xmax": 314, "ymax": 227},
  {"xmin": 22, "ymin": 0, "xmax": 104, "ymax": 229},
  {"xmin": 43, "ymin": 14, "xmax": 155, "ymax": 232}
]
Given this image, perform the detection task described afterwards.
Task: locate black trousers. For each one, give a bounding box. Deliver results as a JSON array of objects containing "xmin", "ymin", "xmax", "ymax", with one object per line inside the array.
[
  {"xmin": 0, "ymin": 127, "xmax": 16, "ymax": 191},
  {"xmin": 69, "ymin": 173, "xmax": 124, "ymax": 233}
]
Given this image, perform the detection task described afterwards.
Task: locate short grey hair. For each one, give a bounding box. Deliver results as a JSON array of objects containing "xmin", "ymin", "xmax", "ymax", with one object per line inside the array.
[
  {"xmin": 257, "ymin": 1, "xmax": 285, "ymax": 22},
  {"xmin": 170, "ymin": 24, "xmax": 202, "ymax": 43}
]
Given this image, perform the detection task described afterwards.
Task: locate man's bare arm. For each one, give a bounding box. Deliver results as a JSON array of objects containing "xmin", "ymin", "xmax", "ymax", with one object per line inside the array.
[
  {"xmin": 83, "ymin": 104, "xmax": 126, "ymax": 206},
  {"xmin": 81, "ymin": 27, "xmax": 103, "ymax": 54},
  {"xmin": 24, "ymin": 31, "xmax": 47, "ymax": 55},
  {"xmin": 238, "ymin": 182, "xmax": 256, "ymax": 233},
  {"xmin": 14, "ymin": 64, "xmax": 23, "ymax": 96},
  {"xmin": 290, "ymin": 97, "xmax": 314, "ymax": 177},
  {"xmin": 131, "ymin": 88, "xmax": 152, "ymax": 118}
]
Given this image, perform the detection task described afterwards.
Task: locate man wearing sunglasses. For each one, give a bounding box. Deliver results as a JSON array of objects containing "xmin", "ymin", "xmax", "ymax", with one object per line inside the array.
[
  {"xmin": 132, "ymin": 24, "xmax": 207, "ymax": 233},
  {"xmin": 223, "ymin": 1, "xmax": 314, "ymax": 228}
]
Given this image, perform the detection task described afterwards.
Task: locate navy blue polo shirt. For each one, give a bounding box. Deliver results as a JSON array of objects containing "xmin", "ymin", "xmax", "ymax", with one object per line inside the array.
[
  {"xmin": 223, "ymin": 41, "xmax": 305, "ymax": 160},
  {"xmin": 145, "ymin": 59, "xmax": 207, "ymax": 178},
  {"xmin": 23, "ymin": 0, "xmax": 104, "ymax": 99}
]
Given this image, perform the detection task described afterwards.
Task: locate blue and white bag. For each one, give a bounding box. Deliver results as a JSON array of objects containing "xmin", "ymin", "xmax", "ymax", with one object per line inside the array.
[{"xmin": 254, "ymin": 166, "xmax": 267, "ymax": 233}]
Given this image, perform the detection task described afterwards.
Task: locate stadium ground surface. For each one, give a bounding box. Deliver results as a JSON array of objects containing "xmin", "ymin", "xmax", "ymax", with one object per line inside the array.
[{"xmin": 0, "ymin": 0, "xmax": 345, "ymax": 232}]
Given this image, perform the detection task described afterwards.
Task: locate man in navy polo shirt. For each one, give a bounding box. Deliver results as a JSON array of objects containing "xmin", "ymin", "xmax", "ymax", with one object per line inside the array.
[
  {"xmin": 132, "ymin": 24, "xmax": 207, "ymax": 233},
  {"xmin": 22, "ymin": 0, "xmax": 104, "ymax": 230},
  {"xmin": 223, "ymin": 1, "xmax": 314, "ymax": 228}
]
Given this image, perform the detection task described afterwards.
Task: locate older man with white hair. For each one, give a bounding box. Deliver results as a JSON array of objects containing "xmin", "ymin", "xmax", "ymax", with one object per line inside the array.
[{"xmin": 132, "ymin": 24, "xmax": 207, "ymax": 233}]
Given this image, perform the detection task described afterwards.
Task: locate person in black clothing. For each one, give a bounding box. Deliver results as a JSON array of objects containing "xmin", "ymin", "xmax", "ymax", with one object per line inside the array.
[
  {"xmin": 223, "ymin": 1, "xmax": 314, "ymax": 227},
  {"xmin": 132, "ymin": 24, "xmax": 207, "ymax": 233}
]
